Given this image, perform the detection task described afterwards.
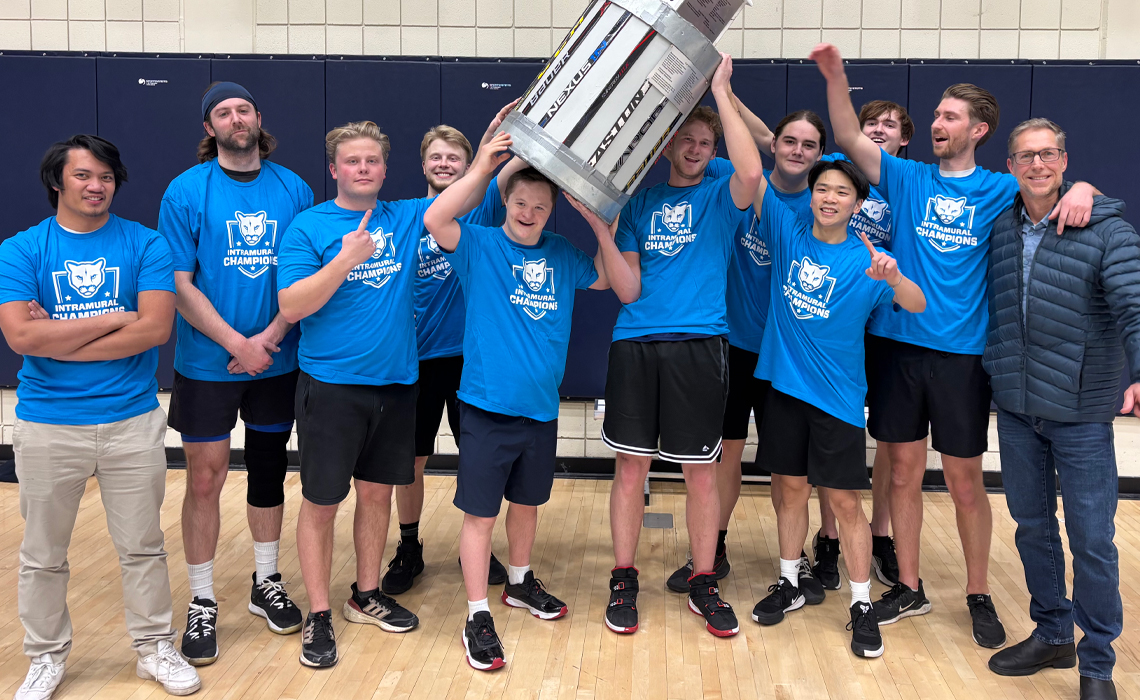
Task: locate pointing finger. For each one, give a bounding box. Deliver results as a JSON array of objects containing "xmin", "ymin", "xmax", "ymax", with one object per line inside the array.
[
  {"xmin": 358, "ymin": 209, "xmax": 373, "ymax": 232},
  {"xmin": 859, "ymin": 230, "xmax": 877, "ymax": 256}
]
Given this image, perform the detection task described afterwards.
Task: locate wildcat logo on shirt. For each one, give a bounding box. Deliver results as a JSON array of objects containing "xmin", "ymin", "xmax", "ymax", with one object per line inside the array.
[
  {"xmin": 49, "ymin": 258, "xmax": 126, "ymax": 319},
  {"xmin": 417, "ymin": 233, "xmax": 451, "ymax": 280},
  {"xmin": 740, "ymin": 215, "xmax": 770, "ymax": 266},
  {"xmin": 225, "ymin": 210, "xmax": 279, "ymax": 279},
  {"xmin": 783, "ymin": 256, "xmax": 836, "ymax": 320},
  {"xmin": 510, "ymin": 257, "xmax": 557, "ymax": 320},
  {"xmin": 917, "ymin": 195, "xmax": 978, "ymax": 252},
  {"xmin": 646, "ymin": 202, "xmax": 697, "ymax": 256},
  {"xmin": 850, "ymin": 196, "xmax": 892, "ymax": 246},
  {"xmin": 346, "ymin": 227, "xmax": 402, "ymax": 289}
]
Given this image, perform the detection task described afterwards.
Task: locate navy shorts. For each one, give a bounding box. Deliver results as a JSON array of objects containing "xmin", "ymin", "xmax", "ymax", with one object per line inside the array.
[{"xmin": 453, "ymin": 401, "xmax": 558, "ymax": 518}]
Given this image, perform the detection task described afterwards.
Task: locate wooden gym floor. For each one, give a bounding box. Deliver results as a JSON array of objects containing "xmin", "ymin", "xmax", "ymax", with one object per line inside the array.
[{"xmin": 0, "ymin": 472, "xmax": 1138, "ymax": 700}]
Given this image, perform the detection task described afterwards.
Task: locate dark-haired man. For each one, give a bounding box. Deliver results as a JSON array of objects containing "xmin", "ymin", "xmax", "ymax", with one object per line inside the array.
[
  {"xmin": 812, "ymin": 43, "xmax": 1097, "ymax": 649},
  {"xmin": 0, "ymin": 135, "xmax": 200, "ymax": 699},
  {"xmin": 158, "ymin": 81, "xmax": 313, "ymax": 665}
]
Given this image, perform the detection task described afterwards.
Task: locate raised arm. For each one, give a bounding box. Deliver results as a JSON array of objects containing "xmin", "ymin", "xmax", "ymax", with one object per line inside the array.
[
  {"xmin": 713, "ymin": 54, "xmax": 764, "ymax": 210},
  {"xmin": 810, "ymin": 43, "xmax": 883, "ymax": 185},
  {"xmin": 563, "ymin": 194, "xmax": 640, "ymax": 299},
  {"xmin": 861, "ymin": 232, "xmax": 925, "ymax": 312},
  {"xmin": 278, "ymin": 210, "xmax": 376, "ymax": 323},
  {"xmin": 0, "ymin": 300, "xmax": 135, "ymax": 357},
  {"xmin": 52, "ymin": 290, "xmax": 175, "ymax": 362},
  {"xmin": 425, "ymin": 131, "xmax": 513, "ymax": 253}
]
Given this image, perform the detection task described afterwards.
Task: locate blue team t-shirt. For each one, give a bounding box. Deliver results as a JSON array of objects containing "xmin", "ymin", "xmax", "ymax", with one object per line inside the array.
[
  {"xmin": 754, "ymin": 187, "xmax": 897, "ymax": 428},
  {"xmin": 612, "ymin": 175, "xmax": 741, "ymax": 341},
  {"xmin": 446, "ymin": 222, "xmax": 597, "ymax": 422},
  {"xmin": 867, "ymin": 153, "xmax": 1019, "ymax": 354},
  {"xmin": 158, "ymin": 159, "xmax": 313, "ymax": 381},
  {"xmin": 277, "ymin": 197, "xmax": 430, "ymax": 386},
  {"xmin": 414, "ymin": 177, "xmax": 506, "ymax": 361},
  {"xmin": 0, "ymin": 216, "xmax": 175, "ymax": 425}
]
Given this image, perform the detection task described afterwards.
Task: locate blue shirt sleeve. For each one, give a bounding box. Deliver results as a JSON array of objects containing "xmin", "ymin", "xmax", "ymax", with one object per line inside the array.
[
  {"xmin": 0, "ymin": 235, "xmax": 38, "ymax": 305},
  {"xmin": 757, "ymin": 185, "xmax": 799, "ymax": 246},
  {"xmin": 705, "ymin": 157, "xmax": 735, "ymax": 180},
  {"xmin": 876, "ymin": 150, "xmax": 922, "ymax": 203},
  {"xmin": 615, "ymin": 198, "xmax": 639, "ymax": 253},
  {"xmin": 464, "ymin": 176, "xmax": 506, "ymax": 227},
  {"xmin": 157, "ymin": 186, "xmax": 198, "ymax": 273},
  {"xmin": 447, "ymin": 220, "xmax": 487, "ymax": 278},
  {"xmin": 137, "ymin": 230, "xmax": 176, "ymax": 293},
  {"xmin": 569, "ymin": 242, "xmax": 599, "ymax": 290},
  {"xmin": 277, "ymin": 221, "xmax": 321, "ymax": 291}
]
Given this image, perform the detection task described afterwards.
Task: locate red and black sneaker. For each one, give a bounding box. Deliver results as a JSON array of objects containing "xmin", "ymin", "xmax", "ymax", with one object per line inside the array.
[
  {"xmin": 687, "ymin": 572, "xmax": 739, "ymax": 637},
  {"xmin": 605, "ymin": 567, "xmax": 640, "ymax": 634}
]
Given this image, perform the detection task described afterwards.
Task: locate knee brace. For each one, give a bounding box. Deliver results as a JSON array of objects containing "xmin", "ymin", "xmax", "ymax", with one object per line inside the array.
[{"xmin": 244, "ymin": 426, "xmax": 291, "ymax": 508}]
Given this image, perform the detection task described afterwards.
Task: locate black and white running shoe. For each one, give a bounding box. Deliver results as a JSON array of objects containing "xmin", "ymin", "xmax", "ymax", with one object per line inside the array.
[
  {"xmin": 463, "ymin": 611, "xmax": 506, "ymax": 671},
  {"xmin": 797, "ymin": 551, "xmax": 826, "ymax": 605},
  {"xmin": 848, "ymin": 601, "xmax": 885, "ymax": 658},
  {"xmin": 299, "ymin": 610, "xmax": 337, "ymax": 668},
  {"xmin": 812, "ymin": 531, "xmax": 842, "ymax": 591},
  {"xmin": 666, "ymin": 550, "xmax": 730, "ymax": 593},
  {"xmin": 501, "ymin": 571, "xmax": 568, "ymax": 620},
  {"xmin": 381, "ymin": 538, "xmax": 425, "ymax": 595},
  {"xmin": 249, "ymin": 572, "xmax": 303, "ymax": 634},
  {"xmin": 751, "ymin": 577, "xmax": 806, "ymax": 626},
  {"xmin": 871, "ymin": 535, "xmax": 900, "ymax": 586},
  {"xmin": 342, "ymin": 583, "xmax": 419, "ymax": 632},
  {"xmin": 967, "ymin": 594, "xmax": 1006, "ymax": 649},
  {"xmin": 873, "ymin": 580, "xmax": 932, "ymax": 625},
  {"xmin": 181, "ymin": 597, "xmax": 218, "ymax": 666}
]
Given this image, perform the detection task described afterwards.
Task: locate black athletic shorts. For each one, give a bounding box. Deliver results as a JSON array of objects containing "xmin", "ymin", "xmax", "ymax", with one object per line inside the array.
[
  {"xmin": 722, "ymin": 345, "xmax": 771, "ymax": 441},
  {"xmin": 414, "ymin": 355, "xmax": 464, "ymax": 457},
  {"xmin": 760, "ymin": 388, "xmax": 870, "ymax": 491},
  {"xmin": 168, "ymin": 369, "xmax": 299, "ymax": 441},
  {"xmin": 295, "ymin": 372, "xmax": 417, "ymax": 506},
  {"xmin": 865, "ymin": 335, "xmax": 991, "ymax": 459},
  {"xmin": 601, "ymin": 336, "xmax": 729, "ymax": 464},
  {"xmin": 453, "ymin": 402, "xmax": 558, "ymax": 518}
]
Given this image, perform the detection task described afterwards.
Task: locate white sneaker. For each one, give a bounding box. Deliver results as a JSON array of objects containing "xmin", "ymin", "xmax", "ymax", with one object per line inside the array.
[
  {"xmin": 14, "ymin": 656, "xmax": 65, "ymax": 700},
  {"xmin": 136, "ymin": 641, "xmax": 201, "ymax": 696}
]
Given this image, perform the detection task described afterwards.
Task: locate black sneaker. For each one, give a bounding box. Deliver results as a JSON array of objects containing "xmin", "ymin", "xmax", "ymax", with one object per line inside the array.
[
  {"xmin": 751, "ymin": 577, "xmax": 806, "ymax": 626},
  {"xmin": 688, "ymin": 573, "xmax": 739, "ymax": 637},
  {"xmin": 181, "ymin": 597, "xmax": 218, "ymax": 666},
  {"xmin": 381, "ymin": 539, "xmax": 425, "ymax": 595},
  {"xmin": 463, "ymin": 611, "xmax": 506, "ymax": 671},
  {"xmin": 871, "ymin": 535, "xmax": 899, "ymax": 586},
  {"xmin": 605, "ymin": 567, "xmax": 639, "ymax": 634},
  {"xmin": 797, "ymin": 551, "xmax": 825, "ymax": 605},
  {"xmin": 874, "ymin": 581, "xmax": 932, "ymax": 625},
  {"xmin": 299, "ymin": 610, "xmax": 337, "ymax": 668},
  {"xmin": 847, "ymin": 601, "xmax": 885, "ymax": 658},
  {"xmin": 342, "ymin": 583, "xmax": 419, "ymax": 632},
  {"xmin": 812, "ymin": 531, "xmax": 842, "ymax": 591},
  {"xmin": 501, "ymin": 571, "xmax": 567, "ymax": 620},
  {"xmin": 666, "ymin": 550, "xmax": 731, "ymax": 593},
  {"xmin": 967, "ymin": 594, "xmax": 1006, "ymax": 649},
  {"xmin": 458, "ymin": 552, "xmax": 509, "ymax": 586},
  {"xmin": 249, "ymin": 573, "xmax": 303, "ymax": 634}
]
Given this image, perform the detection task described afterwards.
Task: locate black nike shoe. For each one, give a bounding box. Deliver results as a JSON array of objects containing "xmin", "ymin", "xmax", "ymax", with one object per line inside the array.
[
  {"xmin": 688, "ymin": 573, "xmax": 739, "ymax": 637},
  {"xmin": 605, "ymin": 567, "xmax": 639, "ymax": 634},
  {"xmin": 299, "ymin": 610, "xmax": 337, "ymax": 668},
  {"xmin": 812, "ymin": 531, "xmax": 842, "ymax": 591},
  {"xmin": 751, "ymin": 577, "xmax": 806, "ymax": 626},
  {"xmin": 873, "ymin": 580, "xmax": 932, "ymax": 625},
  {"xmin": 666, "ymin": 550, "xmax": 731, "ymax": 593},
  {"xmin": 181, "ymin": 597, "xmax": 218, "ymax": 666},
  {"xmin": 249, "ymin": 572, "xmax": 303, "ymax": 634},
  {"xmin": 457, "ymin": 552, "xmax": 509, "ymax": 586},
  {"xmin": 342, "ymin": 583, "xmax": 419, "ymax": 632},
  {"xmin": 797, "ymin": 551, "xmax": 826, "ymax": 605},
  {"xmin": 463, "ymin": 611, "xmax": 506, "ymax": 671},
  {"xmin": 871, "ymin": 535, "xmax": 900, "ymax": 586},
  {"xmin": 848, "ymin": 601, "xmax": 885, "ymax": 658},
  {"xmin": 381, "ymin": 538, "xmax": 425, "ymax": 595},
  {"xmin": 502, "ymin": 571, "xmax": 568, "ymax": 620},
  {"xmin": 967, "ymin": 594, "xmax": 1006, "ymax": 649}
]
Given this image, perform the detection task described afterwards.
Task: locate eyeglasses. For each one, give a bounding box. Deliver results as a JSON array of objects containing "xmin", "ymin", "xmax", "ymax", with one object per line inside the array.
[{"xmin": 1010, "ymin": 148, "xmax": 1065, "ymax": 165}]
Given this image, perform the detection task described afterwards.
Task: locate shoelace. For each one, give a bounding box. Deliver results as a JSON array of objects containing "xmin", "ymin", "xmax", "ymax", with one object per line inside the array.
[
  {"xmin": 767, "ymin": 579, "xmax": 793, "ymax": 596},
  {"xmin": 470, "ymin": 620, "xmax": 501, "ymax": 653},
  {"xmin": 387, "ymin": 543, "xmax": 417, "ymax": 573},
  {"xmin": 186, "ymin": 603, "xmax": 215, "ymax": 640},
  {"xmin": 527, "ymin": 577, "xmax": 559, "ymax": 605},
  {"xmin": 846, "ymin": 602, "xmax": 877, "ymax": 634},
  {"xmin": 797, "ymin": 558, "xmax": 815, "ymax": 579},
  {"xmin": 257, "ymin": 578, "xmax": 295, "ymax": 611},
  {"xmin": 967, "ymin": 596, "xmax": 1000, "ymax": 625},
  {"xmin": 148, "ymin": 645, "xmax": 192, "ymax": 675},
  {"xmin": 21, "ymin": 663, "xmax": 62, "ymax": 691},
  {"xmin": 304, "ymin": 614, "xmax": 335, "ymax": 645}
]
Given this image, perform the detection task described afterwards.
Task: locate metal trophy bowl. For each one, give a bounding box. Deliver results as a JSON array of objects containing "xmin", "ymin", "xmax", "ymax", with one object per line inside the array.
[{"xmin": 501, "ymin": 0, "xmax": 749, "ymax": 223}]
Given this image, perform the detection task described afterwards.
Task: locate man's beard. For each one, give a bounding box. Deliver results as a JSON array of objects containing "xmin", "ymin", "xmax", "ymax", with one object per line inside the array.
[
  {"xmin": 426, "ymin": 172, "xmax": 458, "ymax": 192},
  {"xmin": 217, "ymin": 126, "xmax": 259, "ymax": 155}
]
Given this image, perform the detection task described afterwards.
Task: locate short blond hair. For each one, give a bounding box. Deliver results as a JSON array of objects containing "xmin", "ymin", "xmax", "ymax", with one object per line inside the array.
[
  {"xmin": 420, "ymin": 125, "xmax": 473, "ymax": 163},
  {"xmin": 1008, "ymin": 118, "xmax": 1066, "ymax": 154},
  {"xmin": 326, "ymin": 120, "xmax": 390, "ymax": 164}
]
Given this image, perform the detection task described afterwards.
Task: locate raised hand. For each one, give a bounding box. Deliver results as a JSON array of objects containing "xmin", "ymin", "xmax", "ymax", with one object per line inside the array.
[
  {"xmin": 809, "ymin": 43, "xmax": 845, "ymax": 82},
  {"xmin": 339, "ymin": 209, "xmax": 376, "ymax": 269},
  {"xmin": 488, "ymin": 98, "xmax": 521, "ymax": 134},
  {"xmin": 473, "ymin": 131, "xmax": 514, "ymax": 176},
  {"xmin": 564, "ymin": 192, "xmax": 618, "ymax": 239},
  {"xmin": 861, "ymin": 231, "xmax": 901, "ymax": 286},
  {"xmin": 711, "ymin": 52, "xmax": 733, "ymax": 95}
]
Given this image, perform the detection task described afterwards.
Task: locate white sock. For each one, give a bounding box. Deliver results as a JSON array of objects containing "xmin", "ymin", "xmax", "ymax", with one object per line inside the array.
[
  {"xmin": 850, "ymin": 579, "xmax": 872, "ymax": 606},
  {"xmin": 187, "ymin": 560, "xmax": 215, "ymax": 602},
  {"xmin": 468, "ymin": 598, "xmax": 490, "ymax": 621},
  {"xmin": 508, "ymin": 564, "xmax": 531, "ymax": 586},
  {"xmin": 253, "ymin": 540, "xmax": 280, "ymax": 583},
  {"xmin": 779, "ymin": 558, "xmax": 800, "ymax": 588}
]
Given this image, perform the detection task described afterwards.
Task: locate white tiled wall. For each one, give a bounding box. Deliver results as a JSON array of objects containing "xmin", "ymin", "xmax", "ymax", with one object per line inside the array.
[{"xmin": 0, "ymin": 0, "xmax": 1136, "ymax": 59}]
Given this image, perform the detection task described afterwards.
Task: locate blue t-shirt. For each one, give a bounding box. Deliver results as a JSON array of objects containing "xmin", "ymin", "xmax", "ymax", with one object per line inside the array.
[
  {"xmin": 446, "ymin": 222, "xmax": 598, "ymax": 422},
  {"xmin": 277, "ymin": 198, "xmax": 430, "ymax": 386},
  {"xmin": 158, "ymin": 159, "xmax": 313, "ymax": 381},
  {"xmin": 867, "ymin": 153, "xmax": 1019, "ymax": 354},
  {"xmin": 0, "ymin": 216, "xmax": 175, "ymax": 425},
  {"xmin": 754, "ymin": 188, "xmax": 897, "ymax": 427},
  {"xmin": 612, "ymin": 175, "xmax": 741, "ymax": 341},
  {"xmin": 414, "ymin": 177, "xmax": 506, "ymax": 361}
]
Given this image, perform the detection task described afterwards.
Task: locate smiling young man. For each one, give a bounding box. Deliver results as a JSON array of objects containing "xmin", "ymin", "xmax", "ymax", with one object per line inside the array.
[
  {"xmin": 600, "ymin": 54, "xmax": 764, "ymax": 639},
  {"xmin": 423, "ymin": 132, "xmax": 620, "ymax": 671},
  {"xmin": 159, "ymin": 81, "xmax": 313, "ymax": 665},
  {"xmin": 0, "ymin": 135, "xmax": 200, "ymax": 699},
  {"xmin": 812, "ymin": 43, "xmax": 1098, "ymax": 650}
]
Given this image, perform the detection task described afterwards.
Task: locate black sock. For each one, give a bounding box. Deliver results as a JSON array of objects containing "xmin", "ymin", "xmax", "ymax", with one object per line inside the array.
[
  {"xmin": 716, "ymin": 530, "xmax": 728, "ymax": 557},
  {"xmin": 400, "ymin": 521, "xmax": 419, "ymax": 544},
  {"xmin": 353, "ymin": 585, "xmax": 379, "ymax": 605}
]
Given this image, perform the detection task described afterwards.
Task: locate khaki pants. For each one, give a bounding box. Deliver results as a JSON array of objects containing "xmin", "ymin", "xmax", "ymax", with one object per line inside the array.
[{"xmin": 15, "ymin": 407, "xmax": 176, "ymax": 663}]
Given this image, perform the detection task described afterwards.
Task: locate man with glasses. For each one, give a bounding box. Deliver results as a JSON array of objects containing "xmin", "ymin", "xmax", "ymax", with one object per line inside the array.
[{"xmin": 983, "ymin": 118, "xmax": 1138, "ymax": 700}]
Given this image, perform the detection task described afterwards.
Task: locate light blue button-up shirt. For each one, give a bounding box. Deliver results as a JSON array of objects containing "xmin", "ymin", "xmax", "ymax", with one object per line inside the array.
[{"xmin": 1020, "ymin": 209, "xmax": 1050, "ymax": 321}]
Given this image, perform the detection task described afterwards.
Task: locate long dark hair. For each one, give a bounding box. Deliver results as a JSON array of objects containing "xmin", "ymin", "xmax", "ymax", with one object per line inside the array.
[{"xmin": 40, "ymin": 134, "xmax": 128, "ymax": 209}]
